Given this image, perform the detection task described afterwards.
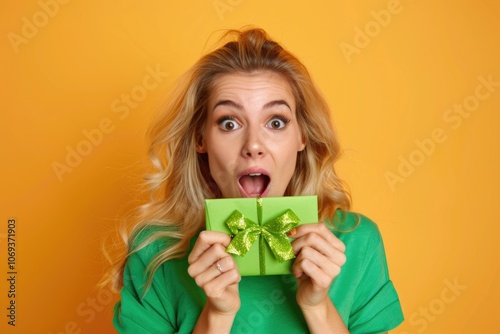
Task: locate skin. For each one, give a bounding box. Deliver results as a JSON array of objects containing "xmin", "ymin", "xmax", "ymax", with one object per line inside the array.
[
  {"xmin": 197, "ymin": 70, "xmax": 305, "ymax": 198},
  {"xmin": 188, "ymin": 71, "xmax": 349, "ymax": 333}
]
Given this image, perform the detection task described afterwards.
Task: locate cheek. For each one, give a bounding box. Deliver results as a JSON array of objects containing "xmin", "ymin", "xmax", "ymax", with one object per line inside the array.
[
  {"xmin": 208, "ymin": 137, "xmax": 230, "ymax": 160},
  {"xmin": 275, "ymin": 148, "xmax": 299, "ymax": 177},
  {"xmin": 206, "ymin": 143, "xmax": 236, "ymax": 179}
]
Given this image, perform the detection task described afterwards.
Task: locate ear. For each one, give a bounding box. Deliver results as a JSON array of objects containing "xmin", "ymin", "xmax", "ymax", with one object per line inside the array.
[
  {"xmin": 196, "ymin": 133, "xmax": 206, "ymax": 153},
  {"xmin": 298, "ymin": 133, "xmax": 306, "ymax": 152}
]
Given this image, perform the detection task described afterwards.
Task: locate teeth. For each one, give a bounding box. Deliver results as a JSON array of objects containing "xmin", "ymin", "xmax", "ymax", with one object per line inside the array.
[{"xmin": 248, "ymin": 173, "xmax": 262, "ymax": 176}]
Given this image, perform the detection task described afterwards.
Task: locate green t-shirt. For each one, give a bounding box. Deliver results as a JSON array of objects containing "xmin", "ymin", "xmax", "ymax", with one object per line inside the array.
[{"xmin": 113, "ymin": 212, "xmax": 404, "ymax": 333}]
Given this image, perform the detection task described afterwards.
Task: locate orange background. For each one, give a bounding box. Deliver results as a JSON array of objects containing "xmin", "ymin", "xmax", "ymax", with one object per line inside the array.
[{"xmin": 1, "ymin": 1, "xmax": 499, "ymax": 333}]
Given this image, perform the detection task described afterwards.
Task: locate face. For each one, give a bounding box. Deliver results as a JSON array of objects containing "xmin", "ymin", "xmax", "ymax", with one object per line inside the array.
[{"xmin": 197, "ymin": 71, "xmax": 305, "ymax": 198}]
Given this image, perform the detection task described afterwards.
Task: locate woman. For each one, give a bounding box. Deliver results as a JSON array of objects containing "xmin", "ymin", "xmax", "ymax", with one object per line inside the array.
[{"xmin": 111, "ymin": 28, "xmax": 404, "ymax": 333}]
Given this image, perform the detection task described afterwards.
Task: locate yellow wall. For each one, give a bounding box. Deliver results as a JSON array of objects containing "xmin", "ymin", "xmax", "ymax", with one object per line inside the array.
[{"xmin": 1, "ymin": 0, "xmax": 499, "ymax": 333}]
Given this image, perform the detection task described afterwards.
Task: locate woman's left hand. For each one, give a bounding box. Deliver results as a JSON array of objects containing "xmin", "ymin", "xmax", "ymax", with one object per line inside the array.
[{"xmin": 290, "ymin": 223, "xmax": 346, "ymax": 310}]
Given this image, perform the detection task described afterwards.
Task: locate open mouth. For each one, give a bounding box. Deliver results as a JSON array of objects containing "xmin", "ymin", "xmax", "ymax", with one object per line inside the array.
[{"xmin": 238, "ymin": 172, "xmax": 270, "ymax": 198}]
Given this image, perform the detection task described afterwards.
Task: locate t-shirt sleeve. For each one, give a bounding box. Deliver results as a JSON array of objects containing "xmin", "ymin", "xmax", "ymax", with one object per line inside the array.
[
  {"xmin": 348, "ymin": 222, "xmax": 404, "ymax": 333},
  {"xmin": 113, "ymin": 240, "xmax": 176, "ymax": 334}
]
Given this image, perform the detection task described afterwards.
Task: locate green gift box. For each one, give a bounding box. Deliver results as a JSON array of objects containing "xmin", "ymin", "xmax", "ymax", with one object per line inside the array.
[{"xmin": 205, "ymin": 196, "xmax": 318, "ymax": 276}]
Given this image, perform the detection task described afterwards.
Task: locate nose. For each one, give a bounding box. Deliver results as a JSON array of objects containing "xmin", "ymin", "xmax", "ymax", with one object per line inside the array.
[{"xmin": 241, "ymin": 127, "xmax": 266, "ymax": 158}]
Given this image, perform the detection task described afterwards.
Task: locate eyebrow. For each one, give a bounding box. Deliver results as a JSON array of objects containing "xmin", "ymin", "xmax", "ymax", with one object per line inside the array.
[
  {"xmin": 212, "ymin": 100, "xmax": 243, "ymax": 111},
  {"xmin": 263, "ymin": 99, "xmax": 292, "ymax": 111},
  {"xmin": 212, "ymin": 99, "xmax": 292, "ymax": 112}
]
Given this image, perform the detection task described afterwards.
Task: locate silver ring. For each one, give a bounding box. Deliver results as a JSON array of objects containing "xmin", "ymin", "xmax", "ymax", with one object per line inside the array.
[{"xmin": 216, "ymin": 262, "xmax": 223, "ymax": 273}]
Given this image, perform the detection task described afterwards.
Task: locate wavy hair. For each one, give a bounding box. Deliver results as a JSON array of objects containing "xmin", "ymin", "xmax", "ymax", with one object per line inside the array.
[{"xmin": 108, "ymin": 27, "xmax": 351, "ymax": 290}]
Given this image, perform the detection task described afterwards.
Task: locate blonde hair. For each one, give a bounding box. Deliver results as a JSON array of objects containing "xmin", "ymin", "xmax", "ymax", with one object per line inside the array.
[{"xmin": 108, "ymin": 27, "xmax": 351, "ymax": 290}]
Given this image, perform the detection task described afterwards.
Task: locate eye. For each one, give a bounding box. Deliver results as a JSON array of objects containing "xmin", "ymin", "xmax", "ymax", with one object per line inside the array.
[
  {"xmin": 266, "ymin": 116, "xmax": 290, "ymax": 130},
  {"xmin": 217, "ymin": 116, "xmax": 241, "ymax": 131}
]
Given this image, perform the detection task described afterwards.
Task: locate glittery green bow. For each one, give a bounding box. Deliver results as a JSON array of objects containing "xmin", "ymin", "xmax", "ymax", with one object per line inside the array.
[{"xmin": 225, "ymin": 198, "xmax": 300, "ymax": 275}]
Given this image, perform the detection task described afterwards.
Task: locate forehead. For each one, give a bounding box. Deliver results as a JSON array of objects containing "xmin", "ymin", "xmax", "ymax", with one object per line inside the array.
[{"xmin": 208, "ymin": 71, "xmax": 296, "ymax": 108}]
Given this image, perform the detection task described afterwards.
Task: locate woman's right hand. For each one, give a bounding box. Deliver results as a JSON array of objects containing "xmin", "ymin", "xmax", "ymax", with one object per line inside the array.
[{"xmin": 188, "ymin": 230, "xmax": 241, "ymax": 330}]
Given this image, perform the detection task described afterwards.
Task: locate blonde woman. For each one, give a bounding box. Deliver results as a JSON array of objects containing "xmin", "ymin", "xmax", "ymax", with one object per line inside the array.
[{"xmin": 111, "ymin": 28, "xmax": 403, "ymax": 333}]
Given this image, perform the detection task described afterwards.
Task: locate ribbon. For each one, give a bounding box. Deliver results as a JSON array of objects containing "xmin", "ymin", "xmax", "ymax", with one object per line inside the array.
[{"xmin": 225, "ymin": 198, "xmax": 300, "ymax": 275}]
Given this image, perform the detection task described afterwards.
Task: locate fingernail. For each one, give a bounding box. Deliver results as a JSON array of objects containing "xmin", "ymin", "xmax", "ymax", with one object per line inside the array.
[{"xmin": 287, "ymin": 228, "xmax": 297, "ymax": 237}]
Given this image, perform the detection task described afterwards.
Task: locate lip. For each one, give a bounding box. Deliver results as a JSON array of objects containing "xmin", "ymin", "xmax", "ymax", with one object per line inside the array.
[{"xmin": 238, "ymin": 167, "xmax": 271, "ymax": 198}]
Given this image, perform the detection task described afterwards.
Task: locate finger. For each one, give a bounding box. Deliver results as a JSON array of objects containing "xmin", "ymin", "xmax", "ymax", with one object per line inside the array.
[
  {"xmin": 292, "ymin": 234, "xmax": 347, "ymax": 271},
  {"xmin": 292, "ymin": 232, "xmax": 335, "ymax": 259},
  {"xmin": 291, "ymin": 223, "xmax": 345, "ymax": 253},
  {"xmin": 291, "ymin": 229, "xmax": 345, "ymax": 262},
  {"xmin": 293, "ymin": 257, "xmax": 334, "ymax": 289},
  {"xmin": 203, "ymin": 268, "xmax": 241, "ymax": 299},
  {"xmin": 188, "ymin": 231, "xmax": 232, "ymax": 264},
  {"xmin": 293, "ymin": 238, "xmax": 347, "ymax": 269},
  {"xmin": 187, "ymin": 243, "xmax": 230, "ymax": 278},
  {"xmin": 293, "ymin": 250, "xmax": 344, "ymax": 290},
  {"xmin": 188, "ymin": 248, "xmax": 234, "ymax": 278},
  {"xmin": 291, "ymin": 223, "xmax": 344, "ymax": 250},
  {"xmin": 191, "ymin": 255, "xmax": 237, "ymax": 288},
  {"xmin": 294, "ymin": 246, "xmax": 343, "ymax": 280}
]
